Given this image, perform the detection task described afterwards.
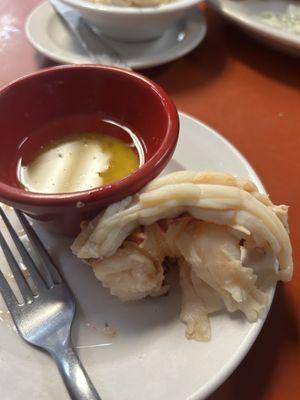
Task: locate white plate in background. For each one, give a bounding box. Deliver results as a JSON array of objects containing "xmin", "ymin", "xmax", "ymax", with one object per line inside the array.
[
  {"xmin": 25, "ymin": 1, "xmax": 206, "ymax": 69},
  {"xmin": 209, "ymin": 0, "xmax": 300, "ymax": 56},
  {"xmin": 0, "ymin": 112, "xmax": 275, "ymax": 400}
]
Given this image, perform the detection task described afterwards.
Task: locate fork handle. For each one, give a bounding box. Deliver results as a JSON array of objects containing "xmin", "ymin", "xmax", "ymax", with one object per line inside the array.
[{"xmin": 51, "ymin": 342, "xmax": 101, "ymax": 400}]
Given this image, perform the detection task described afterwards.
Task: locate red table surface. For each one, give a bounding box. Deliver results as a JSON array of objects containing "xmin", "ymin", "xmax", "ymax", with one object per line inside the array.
[{"xmin": 0, "ymin": 1, "xmax": 299, "ymax": 399}]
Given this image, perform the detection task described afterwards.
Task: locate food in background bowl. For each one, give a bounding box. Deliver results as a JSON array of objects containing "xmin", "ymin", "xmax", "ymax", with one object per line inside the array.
[
  {"xmin": 72, "ymin": 170, "xmax": 293, "ymax": 341},
  {"xmin": 60, "ymin": 0, "xmax": 203, "ymax": 41},
  {"xmin": 0, "ymin": 65, "xmax": 179, "ymax": 235}
]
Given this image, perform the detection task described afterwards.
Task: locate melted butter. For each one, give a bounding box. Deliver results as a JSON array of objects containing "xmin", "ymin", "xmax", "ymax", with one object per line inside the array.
[{"xmin": 18, "ymin": 132, "xmax": 140, "ymax": 194}]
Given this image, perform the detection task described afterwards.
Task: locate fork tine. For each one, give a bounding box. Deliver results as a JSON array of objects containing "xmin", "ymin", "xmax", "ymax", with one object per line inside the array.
[
  {"xmin": 0, "ymin": 230, "xmax": 33, "ymax": 303},
  {"xmin": 0, "ymin": 207, "xmax": 47, "ymax": 291},
  {"xmin": 0, "ymin": 267, "xmax": 18, "ymax": 310},
  {"xmin": 16, "ymin": 210, "xmax": 62, "ymax": 285}
]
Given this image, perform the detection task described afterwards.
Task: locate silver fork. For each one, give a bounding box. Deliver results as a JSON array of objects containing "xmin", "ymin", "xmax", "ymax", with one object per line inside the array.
[{"xmin": 0, "ymin": 207, "xmax": 101, "ymax": 400}]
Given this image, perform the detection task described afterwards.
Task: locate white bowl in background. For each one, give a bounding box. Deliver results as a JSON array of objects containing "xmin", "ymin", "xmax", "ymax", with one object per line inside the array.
[
  {"xmin": 26, "ymin": 2, "xmax": 207, "ymax": 69},
  {"xmin": 61, "ymin": 0, "xmax": 203, "ymax": 41}
]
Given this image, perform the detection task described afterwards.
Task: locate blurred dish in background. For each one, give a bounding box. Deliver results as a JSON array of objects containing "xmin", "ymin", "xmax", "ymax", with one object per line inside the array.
[
  {"xmin": 60, "ymin": 0, "xmax": 203, "ymax": 41},
  {"xmin": 208, "ymin": 0, "xmax": 300, "ymax": 56},
  {"xmin": 26, "ymin": 2, "xmax": 206, "ymax": 69}
]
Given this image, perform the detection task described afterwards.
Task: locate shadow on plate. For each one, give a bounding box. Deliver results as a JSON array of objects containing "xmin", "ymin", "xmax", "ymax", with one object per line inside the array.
[{"xmin": 35, "ymin": 52, "xmax": 59, "ymax": 69}]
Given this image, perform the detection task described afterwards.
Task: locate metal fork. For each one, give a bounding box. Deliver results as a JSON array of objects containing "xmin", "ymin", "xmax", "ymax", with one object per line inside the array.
[{"xmin": 0, "ymin": 207, "xmax": 101, "ymax": 400}]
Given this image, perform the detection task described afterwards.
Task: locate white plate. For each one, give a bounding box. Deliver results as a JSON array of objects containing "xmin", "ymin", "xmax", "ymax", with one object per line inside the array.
[
  {"xmin": 0, "ymin": 112, "xmax": 275, "ymax": 400},
  {"xmin": 25, "ymin": 1, "xmax": 206, "ymax": 69},
  {"xmin": 209, "ymin": 0, "xmax": 300, "ymax": 56}
]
